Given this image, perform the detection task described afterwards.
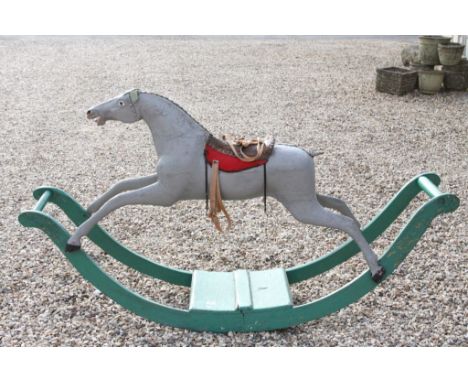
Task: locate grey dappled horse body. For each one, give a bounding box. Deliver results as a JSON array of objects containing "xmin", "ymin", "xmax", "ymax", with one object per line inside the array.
[{"xmin": 67, "ymin": 89, "xmax": 384, "ymax": 281}]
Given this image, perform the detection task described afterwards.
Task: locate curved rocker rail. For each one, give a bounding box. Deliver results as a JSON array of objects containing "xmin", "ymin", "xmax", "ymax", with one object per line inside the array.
[
  {"xmin": 18, "ymin": 173, "xmax": 459, "ymax": 332},
  {"xmin": 286, "ymin": 172, "xmax": 444, "ymax": 283},
  {"xmin": 29, "ymin": 186, "xmax": 192, "ymax": 287}
]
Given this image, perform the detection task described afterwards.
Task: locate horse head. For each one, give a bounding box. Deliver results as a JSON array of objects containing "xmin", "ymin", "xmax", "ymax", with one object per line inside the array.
[{"xmin": 87, "ymin": 89, "xmax": 142, "ymax": 126}]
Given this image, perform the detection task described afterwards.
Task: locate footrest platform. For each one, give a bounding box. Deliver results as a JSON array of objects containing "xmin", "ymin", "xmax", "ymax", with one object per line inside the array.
[{"xmin": 189, "ymin": 268, "xmax": 292, "ymax": 313}]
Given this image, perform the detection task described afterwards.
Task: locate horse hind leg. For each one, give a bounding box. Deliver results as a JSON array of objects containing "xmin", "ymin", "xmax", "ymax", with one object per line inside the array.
[
  {"xmin": 317, "ymin": 193, "xmax": 361, "ymax": 228},
  {"xmin": 283, "ymin": 198, "xmax": 385, "ymax": 282}
]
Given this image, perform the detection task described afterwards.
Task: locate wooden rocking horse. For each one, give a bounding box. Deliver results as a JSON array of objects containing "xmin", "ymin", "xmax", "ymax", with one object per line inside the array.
[{"xmin": 18, "ymin": 89, "xmax": 459, "ymax": 332}]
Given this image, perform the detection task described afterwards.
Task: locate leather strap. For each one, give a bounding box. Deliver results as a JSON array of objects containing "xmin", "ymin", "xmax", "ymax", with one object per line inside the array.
[
  {"xmin": 203, "ymin": 145, "xmax": 268, "ymax": 232},
  {"xmin": 263, "ymin": 163, "xmax": 267, "ymax": 213},
  {"xmin": 205, "ymin": 154, "xmax": 209, "ymax": 211},
  {"xmin": 225, "ymin": 136, "xmax": 266, "ymax": 162},
  {"xmin": 207, "ymin": 160, "xmax": 233, "ymax": 232}
]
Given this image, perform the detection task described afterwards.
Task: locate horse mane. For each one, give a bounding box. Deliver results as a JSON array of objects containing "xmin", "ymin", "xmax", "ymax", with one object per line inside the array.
[{"xmin": 141, "ymin": 91, "xmax": 211, "ymax": 135}]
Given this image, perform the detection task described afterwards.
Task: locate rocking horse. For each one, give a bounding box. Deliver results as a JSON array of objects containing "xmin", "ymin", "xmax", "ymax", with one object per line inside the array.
[{"xmin": 18, "ymin": 89, "xmax": 459, "ymax": 332}]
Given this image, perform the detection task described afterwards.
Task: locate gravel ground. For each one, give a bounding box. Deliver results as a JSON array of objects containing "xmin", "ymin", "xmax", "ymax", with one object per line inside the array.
[{"xmin": 0, "ymin": 36, "xmax": 466, "ymax": 346}]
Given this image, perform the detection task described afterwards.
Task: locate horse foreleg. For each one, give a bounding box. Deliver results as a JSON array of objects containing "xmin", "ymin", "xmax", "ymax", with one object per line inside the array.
[
  {"xmin": 283, "ymin": 198, "xmax": 385, "ymax": 282},
  {"xmin": 86, "ymin": 173, "xmax": 159, "ymax": 215},
  {"xmin": 66, "ymin": 181, "xmax": 175, "ymax": 251},
  {"xmin": 317, "ymin": 193, "xmax": 361, "ymax": 227}
]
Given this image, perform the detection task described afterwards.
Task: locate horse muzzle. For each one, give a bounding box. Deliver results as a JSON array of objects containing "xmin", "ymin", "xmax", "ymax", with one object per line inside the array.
[{"xmin": 87, "ymin": 109, "xmax": 106, "ymax": 126}]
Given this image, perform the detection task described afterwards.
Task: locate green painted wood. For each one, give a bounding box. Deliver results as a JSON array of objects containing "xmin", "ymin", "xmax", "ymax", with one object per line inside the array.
[
  {"xmin": 189, "ymin": 269, "xmax": 292, "ymax": 314},
  {"xmin": 418, "ymin": 176, "xmax": 443, "ymax": 198},
  {"xmin": 33, "ymin": 190, "xmax": 51, "ymax": 212},
  {"xmin": 286, "ymin": 172, "xmax": 441, "ymax": 284},
  {"xmin": 189, "ymin": 271, "xmax": 237, "ymax": 312},
  {"xmin": 233, "ymin": 270, "xmax": 253, "ymax": 311},
  {"xmin": 18, "ymin": 210, "xmax": 195, "ymax": 330},
  {"xmin": 18, "ymin": 173, "xmax": 459, "ymax": 332},
  {"xmin": 287, "ymin": 192, "xmax": 460, "ymax": 327},
  {"xmin": 31, "ymin": 186, "xmax": 192, "ymax": 286},
  {"xmin": 248, "ymin": 269, "xmax": 292, "ymax": 310}
]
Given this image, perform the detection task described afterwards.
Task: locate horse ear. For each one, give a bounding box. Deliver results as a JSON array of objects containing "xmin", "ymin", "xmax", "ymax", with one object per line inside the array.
[{"xmin": 129, "ymin": 89, "xmax": 140, "ymax": 103}]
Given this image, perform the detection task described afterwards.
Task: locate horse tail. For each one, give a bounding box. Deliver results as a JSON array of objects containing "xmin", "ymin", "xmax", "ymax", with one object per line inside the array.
[{"xmin": 302, "ymin": 148, "xmax": 324, "ymax": 158}]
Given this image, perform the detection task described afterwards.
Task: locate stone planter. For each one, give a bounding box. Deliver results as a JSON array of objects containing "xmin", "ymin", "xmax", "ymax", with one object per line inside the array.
[
  {"xmin": 401, "ymin": 44, "xmax": 419, "ymax": 66},
  {"xmin": 418, "ymin": 70, "xmax": 445, "ymax": 94},
  {"xmin": 438, "ymin": 43, "xmax": 465, "ymax": 66},
  {"xmin": 444, "ymin": 70, "xmax": 465, "ymax": 90},
  {"xmin": 411, "ymin": 63, "xmax": 433, "ymax": 71},
  {"xmin": 443, "ymin": 59, "xmax": 468, "ymax": 90},
  {"xmin": 462, "ymin": 59, "xmax": 468, "ymax": 89},
  {"xmin": 410, "ymin": 63, "xmax": 434, "ymax": 88},
  {"xmin": 419, "ymin": 36, "xmax": 451, "ymax": 65}
]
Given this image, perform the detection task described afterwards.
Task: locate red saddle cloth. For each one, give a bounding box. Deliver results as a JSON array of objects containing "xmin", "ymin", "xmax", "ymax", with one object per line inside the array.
[{"xmin": 204, "ymin": 144, "xmax": 267, "ymax": 172}]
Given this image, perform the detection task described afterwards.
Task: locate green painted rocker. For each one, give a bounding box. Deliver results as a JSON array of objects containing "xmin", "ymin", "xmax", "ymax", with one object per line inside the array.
[{"xmin": 18, "ymin": 90, "xmax": 460, "ymax": 332}]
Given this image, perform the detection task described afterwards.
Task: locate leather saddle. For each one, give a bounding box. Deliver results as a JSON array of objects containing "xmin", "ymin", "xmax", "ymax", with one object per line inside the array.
[
  {"xmin": 204, "ymin": 134, "xmax": 274, "ymax": 232},
  {"xmin": 205, "ymin": 134, "xmax": 275, "ymax": 172}
]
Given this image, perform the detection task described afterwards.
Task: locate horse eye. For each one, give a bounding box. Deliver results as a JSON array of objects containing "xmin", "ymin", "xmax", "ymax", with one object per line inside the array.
[{"xmin": 119, "ymin": 101, "xmax": 125, "ymax": 107}]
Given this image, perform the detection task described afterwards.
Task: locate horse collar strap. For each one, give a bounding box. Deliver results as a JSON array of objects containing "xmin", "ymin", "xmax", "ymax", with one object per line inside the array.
[{"xmin": 129, "ymin": 89, "xmax": 139, "ymax": 103}]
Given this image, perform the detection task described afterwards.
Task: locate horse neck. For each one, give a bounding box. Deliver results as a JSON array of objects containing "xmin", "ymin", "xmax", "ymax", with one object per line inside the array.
[{"xmin": 138, "ymin": 93, "xmax": 209, "ymax": 157}]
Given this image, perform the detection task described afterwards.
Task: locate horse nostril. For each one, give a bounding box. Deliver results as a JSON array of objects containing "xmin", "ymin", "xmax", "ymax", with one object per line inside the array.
[{"xmin": 87, "ymin": 110, "xmax": 91, "ymax": 115}]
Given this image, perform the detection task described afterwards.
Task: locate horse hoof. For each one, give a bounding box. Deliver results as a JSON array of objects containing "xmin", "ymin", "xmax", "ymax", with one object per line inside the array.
[
  {"xmin": 372, "ymin": 267, "xmax": 385, "ymax": 283},
  {"xmin": 65, "ymin": 243, "xmax": 81, "ymax": 252}
]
